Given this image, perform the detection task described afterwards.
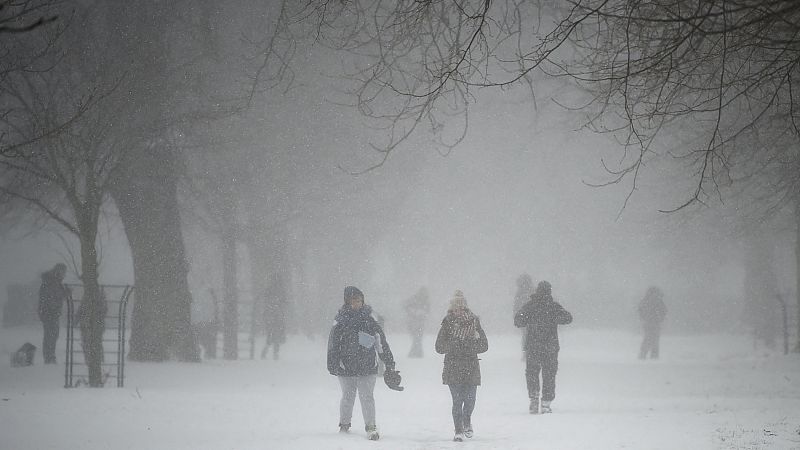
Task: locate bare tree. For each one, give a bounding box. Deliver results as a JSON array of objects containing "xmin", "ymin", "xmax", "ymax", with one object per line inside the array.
[
  {"xmin": 265, "ymin": 0, "xmax": 800, "ymax": 349},
  {"xmin": 0, "ymin": 0, "xmax": 58, "ymax": 35},
  {"xmin": 0, "ymin": 15, "xmax": 122, "ymax": 386}
]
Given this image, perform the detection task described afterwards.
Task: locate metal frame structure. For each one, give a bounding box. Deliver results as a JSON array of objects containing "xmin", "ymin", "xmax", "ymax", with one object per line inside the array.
[{"xmin": 64, "ymin": 284, "xmax": 134, "ymax": 388}]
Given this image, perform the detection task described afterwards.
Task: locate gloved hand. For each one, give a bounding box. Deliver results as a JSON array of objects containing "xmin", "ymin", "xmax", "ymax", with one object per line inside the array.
[{"xmin": 383, "ymin": 369, "xmax": 404, "ymax": 391}]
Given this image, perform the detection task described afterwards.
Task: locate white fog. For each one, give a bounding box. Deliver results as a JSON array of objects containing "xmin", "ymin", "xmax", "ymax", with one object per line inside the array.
[{"xmin": 1, "ymin": 1, "xmax": 798, "ymax": 449}]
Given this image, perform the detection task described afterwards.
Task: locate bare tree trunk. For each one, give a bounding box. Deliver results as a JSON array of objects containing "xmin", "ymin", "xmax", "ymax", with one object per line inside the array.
[
  {"xmin": 220, "ymin": 197, "xmax": 239, "ymax": 360},
  {"xmin": 245, "ymin": 233, "xmax": 270, "ymax": 357},
  {"xmin": 78, "ymin": 231, "xmax": 105, "ymax": 386},
  {"xmin": 795, "ymin": 200, "xmax": 800, "ymax": 352},
  {"xmin": 112, "ymin": 147, "xmax": 198, "ymax": 362},
  {"xmin": 74, "ymin": 169, "xmax": 105, "ymax": 386}
]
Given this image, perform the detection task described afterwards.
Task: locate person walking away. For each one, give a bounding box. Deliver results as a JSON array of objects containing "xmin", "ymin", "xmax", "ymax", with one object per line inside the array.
[
  {"xmin": 261, "ymin": 274, "xmax": 288, "ymax": 360},
  {"xmin": 638, "ymin": 286, "xmax": 667, "ymax": 359},
  {"xmin": 513, "ymin": 274, "xmax": 534, "ymax": 359},
  {"xmin": 38, "ymin": 263, "xmax": 70, "ymax": 364},
  {"xmin": 435, "ymin": 290, "xmax": 488, "ymax": 442},
  {"xmin": 327, "ymin": 286, "xmax": 402, "ymax": 441},
  {"xmin": 514, "ymin": 280, "xmax": 572, "ymax": 414},
  {"xmin": 403, "ymin": 286, "xmax": 431, "ymax": 358}
]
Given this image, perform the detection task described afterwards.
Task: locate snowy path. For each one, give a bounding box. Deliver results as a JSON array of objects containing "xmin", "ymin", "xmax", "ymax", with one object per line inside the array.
[{"xmin": 1, "ymin": 327, "xmax": 799, "ymax": 449}]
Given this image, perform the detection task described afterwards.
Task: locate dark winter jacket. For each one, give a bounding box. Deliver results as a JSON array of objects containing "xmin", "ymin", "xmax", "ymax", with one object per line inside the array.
[
  {"xmin": 38, "ymin": 271, "xmax": 69, "ymax": 322},
  {"xmin": 435, "ymin": 312, "xmax": 488, "ymax": 385},
  {"xmin": 638, "ymin": 294, "xmax": 667, "ymax": 329},
  {"xmin": 514, "ymin": 294, "xmax": 572, "ymax": 354},
  {"xmin": 327, "ymin": 305, "xmax": 396, "ymax": 377}
]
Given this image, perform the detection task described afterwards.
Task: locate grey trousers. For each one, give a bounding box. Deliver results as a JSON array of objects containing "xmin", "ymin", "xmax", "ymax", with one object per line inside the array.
[{"xmin": 338, "ymin": 375, "xmax": 377, "ymax": 427}]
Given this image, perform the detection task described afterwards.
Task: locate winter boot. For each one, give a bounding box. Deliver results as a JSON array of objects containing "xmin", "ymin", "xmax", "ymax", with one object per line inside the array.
[
  {"xmin": 529, "ymin": 396, "xmax": 540, "ymax": 414},
  {"xmin": 464, "ymin": 419, "xmax": 474, "ymax": 438},
  {"xmin": 366, "ymin": 425, "xmax": 380, "ymax": 441},
  {"xmin": 541, "ymin": 400, "xmax": 552, "ymax": 414},
  {"xmin": 338, "ymin": 423, "xmax": 350, "ymax": 433}
]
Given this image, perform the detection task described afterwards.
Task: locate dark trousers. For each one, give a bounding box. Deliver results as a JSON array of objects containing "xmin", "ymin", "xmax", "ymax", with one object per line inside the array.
[
  {"xmin": 41, "ymin": 319, "xmax": 60, "ymax": 363},
  {"xmin": 639, "ymin": 327, "xmax": 661, "ymax": 359},
  {"xmin": 525, "ymin": 351, "xmax": 558, "ymax": 401},
  {"xmin": 448, "ymin": 384, "xmax": 477, "ymax": 432}
]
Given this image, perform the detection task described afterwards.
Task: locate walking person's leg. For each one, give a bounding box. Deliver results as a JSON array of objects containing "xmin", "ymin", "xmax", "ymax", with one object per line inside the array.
[
  {"xmin": 462, "ymin": 385, "xmax": 477, "ymax": 437},
  {"xmin": 356, "ymin": 375, "xmax": 377, "ymax": 430},
  {"xmin": 639, "ymin": 328, "xmax": 652, "ymax": 359},
  {"xmin": 42, "ymin": 320, "xmax": 58, "ymax": 364},
  {"xmin": 541, "ymin": 352, "xmax": 559, "ymax": 413},
  {"xmin": 652, "ymin": 328, "xmax": 661, "ymax": 359},
  {"xmin": 525, "ymin": 352, "xmax": 542, "ymax": 413},
  {"xmin": 351, "ymin": 375, "xmax": 379, "ymax": 440},
  {"xmin": 449, "ymin": 384, "xmax": 467, "ymax": 441},
  {"xmin": 338, "ymin": 377, "xmax": 358, "ymax": 431}
]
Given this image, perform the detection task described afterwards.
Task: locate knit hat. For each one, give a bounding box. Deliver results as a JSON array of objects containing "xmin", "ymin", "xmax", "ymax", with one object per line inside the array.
[
  {"xmin": 343, "ymin": 286, "xmax": 364, "ymax": 304},
  {"xmin": 448, "ymin": 290, "xmax": 468, "ymax": 311},
  {"xmin": 536, "ymin": 280, "xmax": 551, "ymax": 296}
]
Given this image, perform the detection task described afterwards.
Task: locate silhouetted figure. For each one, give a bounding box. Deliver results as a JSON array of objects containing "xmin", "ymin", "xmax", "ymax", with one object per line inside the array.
[
  {"xmin": 513, "ymin": 274, "xmax": 534, "ymax": 358},
  {"xmin": 638, "ymin": 286, "xmax": 667, "ymax": 360},
  {"xmin": 404, "ymin": 287, "xmax": 431, "ymax": 358},
  {"xmin": 38, "ymin": 263, "xmax": 69, "ymax": 364},
  {"xmin": 261, "ymin": 274, "xmax": 288, "ymax": 360},
  {"xmin": 514, "ymin": 280, "xmax": 572, "ymax": 414},
  {"xmin": 435, "ymin": 290, "xmax": 488, "ymax": 442}
]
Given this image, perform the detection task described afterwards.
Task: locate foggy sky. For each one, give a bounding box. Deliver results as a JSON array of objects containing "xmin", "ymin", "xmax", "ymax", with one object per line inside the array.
[{"xmin": 0, "ymin": 23, "xmax": 791, "ymax": 337}]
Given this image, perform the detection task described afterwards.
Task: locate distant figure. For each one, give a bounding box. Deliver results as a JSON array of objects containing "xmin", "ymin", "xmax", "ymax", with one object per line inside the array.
[
  {"xmin": 403, "ymin": 287, "xmax": 431, "ymax": 358},
  {"xmin": 261, "ymin": 274, "xmax": 288, "ymax": 361},
  {"xmin": 435, "ymin": 290, "xmax": 488, "ymax": 442},
  {"xmin": 38, "ymin": 263, "xmax": 70, "ymax": 364},
  {"xmin": 513, "ymin": 274, "xmax": 535, "ymax": 358},
  {"xmin": 327, "ymin": 286, "xmax": 402, "ymax": 441},
  {"xmin": 638, "ymin": 286, "xmax": 667, "ymax": 360},
  {"xmin": 514, "ymin": 280, "xmax": 572, "ymax": 414}
]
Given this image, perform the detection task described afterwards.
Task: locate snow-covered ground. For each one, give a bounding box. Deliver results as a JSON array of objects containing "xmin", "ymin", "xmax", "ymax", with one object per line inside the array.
[{"xmin": 1, "ymin": 326, "xmax": 799, "ymax": 449}]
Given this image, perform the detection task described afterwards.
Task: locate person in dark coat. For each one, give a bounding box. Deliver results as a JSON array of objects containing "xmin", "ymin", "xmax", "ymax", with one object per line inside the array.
[
  {"xmin": 327, "ymin": 286, "xmax": 398, "ymax": 441},
  {"xmin": 261, "ymin": 274, "xmax": 288, "ymax": 360},
  {"xmin": 514, "ymin": 280, "xmax": 572, "ymax": 414},
  {"xmin": 403, "ymin": 286, "xmax": 431, "ymax": 358},
  {"xmin": 435, "ymin": 290, "xmax": 488, "ymax": 442},
  {"xmin": 638, "ymin": 286, "xmax": 667, "ymax": 360},
  {"xmin": 38, "ymin": 263, "xmax": 70, "ymax": 364}
]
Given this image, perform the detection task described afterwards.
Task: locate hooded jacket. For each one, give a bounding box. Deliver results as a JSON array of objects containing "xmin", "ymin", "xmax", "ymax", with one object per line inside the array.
[
  {"xmin": 514, "ymin": 292, "xmax": 572, "ymax": 354},
  {"xmin": 327, "ymin": 304, "xmax": 395, "ymax": 377},
  {"xmin": 638, "ymin": 290, "xmax": 667, "ymax": 329},
  {"xmin": 38, "ymin": 269, "xmax": 70, "ymax": 322}
]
